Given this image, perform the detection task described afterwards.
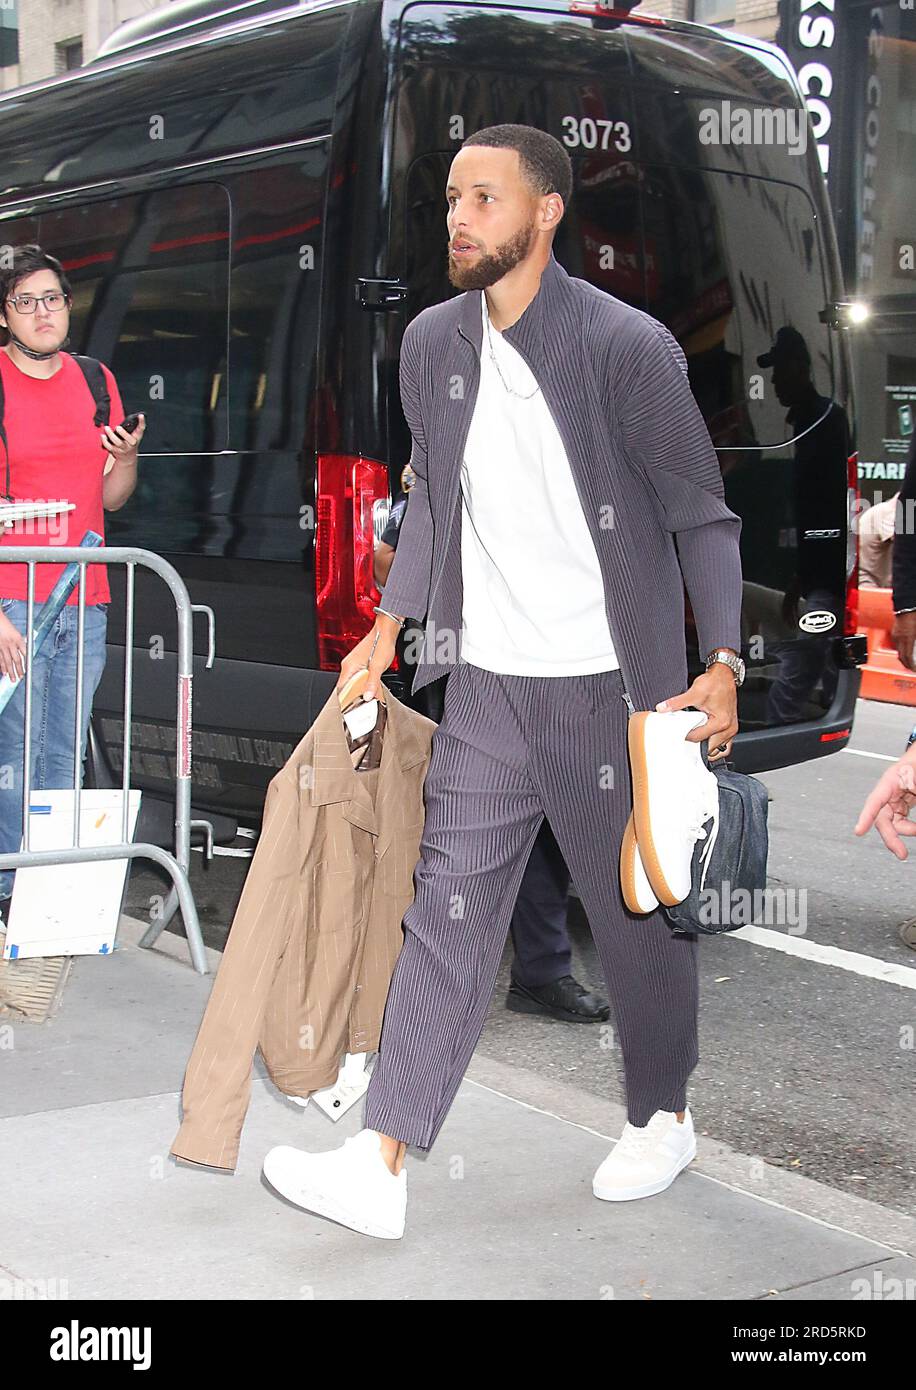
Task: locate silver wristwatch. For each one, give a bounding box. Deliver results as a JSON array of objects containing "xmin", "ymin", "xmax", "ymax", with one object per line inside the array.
[{"xmin": 705, "ymin": 648, "xmax": 746, "ymax": 686}]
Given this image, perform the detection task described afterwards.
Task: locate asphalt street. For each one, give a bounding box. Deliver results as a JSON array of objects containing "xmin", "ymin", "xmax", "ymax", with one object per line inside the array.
[{"xmin": 125, "ymin": 695, "xmax": 916, "ymax": 1219}]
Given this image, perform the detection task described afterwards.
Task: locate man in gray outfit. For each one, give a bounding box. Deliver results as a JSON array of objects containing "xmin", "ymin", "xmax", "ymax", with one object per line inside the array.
[{"xmin": 263, "ymin": 123, "xmax": 743, "ymax": 1239}]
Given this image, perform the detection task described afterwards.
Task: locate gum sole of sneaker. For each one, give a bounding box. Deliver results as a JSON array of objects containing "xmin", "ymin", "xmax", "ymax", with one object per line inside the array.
[
  {"xmin": 627, "ymin": 712, "xmax": 681, "ymax": 907},
  {"xmin": 592, "ymin": 1140, "xmax": 697, "ymax": 1202},
  {"xmin": 619, "ymin": 811, "xmax": 656, "ymax": 915},
  {"xmin": 262, "ymin": 1166, "xmax": 404, "ymax": 1239}
]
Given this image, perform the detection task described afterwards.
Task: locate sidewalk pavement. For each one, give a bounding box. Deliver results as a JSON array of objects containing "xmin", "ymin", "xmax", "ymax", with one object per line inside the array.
[{"xmin": 1, "ymin": 915, "xmax": 914, "ymax": 1301}]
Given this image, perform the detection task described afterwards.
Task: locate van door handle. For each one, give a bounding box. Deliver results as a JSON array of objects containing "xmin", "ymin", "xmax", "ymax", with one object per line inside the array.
[{"xmin": 356, "ymin": 278, "xmax": 408, "ymax": 310}]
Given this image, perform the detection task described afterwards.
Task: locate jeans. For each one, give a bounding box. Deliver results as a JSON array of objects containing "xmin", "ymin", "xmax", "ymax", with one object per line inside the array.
[{"xmin": 0, "ymin": 597, "xmax": 108, "ymax": 898}]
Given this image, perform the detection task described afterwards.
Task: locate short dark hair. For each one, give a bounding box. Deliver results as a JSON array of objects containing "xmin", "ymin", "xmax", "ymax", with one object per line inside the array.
[
  {"xmin": 0, "ymin": 244, "xmax": 72, "ymax": 343},
  {"xmin": 460, "ymin": 124, "xmax": 573, "ymax": 217}
]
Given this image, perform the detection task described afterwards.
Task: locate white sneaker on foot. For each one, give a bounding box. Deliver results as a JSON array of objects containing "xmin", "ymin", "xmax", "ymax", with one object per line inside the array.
[
  {"xmin": 628, "ymin": 710, "xmax": 720, "ymax": 906},
  {"xmin": 592, "ymin": 1106, "xmax": 697, "ymax": 1201},
  {"xmin": 262, "ymin": 1127, "xmax": 407, "ymax": 1238}
]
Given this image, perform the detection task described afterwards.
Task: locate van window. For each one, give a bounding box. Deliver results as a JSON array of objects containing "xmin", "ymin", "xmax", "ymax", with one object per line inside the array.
[
  {"xmin": 626, "ymin": 26, "xmax": 798, "ymax": 103},
  {"xmin": 401, "ymin": 146, "xmax": 643, "ymax": 320},
  {"xmin": 639, "ymin": 162, "xmax": 835, "ymax": 451},
  {"xmin": 224, "ymin": 152, "xmax": 325, "ymax": 456},
  {"xmin": 552, "ymin": 148, "xmax": 643, "ymax": 310},
  {"xmin": 398, "ymin": 147, "xmax": 835, "ymax": 451},
  {"xmin": 36, "ymin": 182, "xmax": 231, "ymax": 456},
  {"xmin": 0, "ymin": 11, "xmax": 345, "ymax": 194}
]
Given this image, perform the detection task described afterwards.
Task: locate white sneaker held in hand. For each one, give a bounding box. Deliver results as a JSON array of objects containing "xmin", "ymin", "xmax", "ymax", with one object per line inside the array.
[
  {"xmin": 619, "ymin": 810, "xmax": 659, "ymax": 914},
  {"xmin": 627, "ymin": 710, "xmax": 720, "ymax": 906}
]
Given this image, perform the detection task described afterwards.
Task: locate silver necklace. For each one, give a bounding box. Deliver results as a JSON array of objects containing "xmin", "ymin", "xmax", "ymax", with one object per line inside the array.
[{"xmin": 484, "ymin": 302, "xmax": 541, "ymax": 399}]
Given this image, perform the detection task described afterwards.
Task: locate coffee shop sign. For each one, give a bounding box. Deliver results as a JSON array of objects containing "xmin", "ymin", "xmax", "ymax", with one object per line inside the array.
[{"xmin": 795, "ymin": 0, "xmax": 836, "ymax": 178}]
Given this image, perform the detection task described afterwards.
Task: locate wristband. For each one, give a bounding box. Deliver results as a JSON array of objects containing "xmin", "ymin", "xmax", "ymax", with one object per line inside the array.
[
  {"xmin": 895, "ymin": 606, "xmax": 916, "ymax": 615},
  {"xmin": 373, "ymin": 605, "xmax": 406, "ymax": 629}
]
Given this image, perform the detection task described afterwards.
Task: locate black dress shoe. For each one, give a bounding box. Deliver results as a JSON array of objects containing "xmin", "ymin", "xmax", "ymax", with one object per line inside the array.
[{"xmin": 506, "ymin": 973, "xmax": 610, "ymax": 1023}]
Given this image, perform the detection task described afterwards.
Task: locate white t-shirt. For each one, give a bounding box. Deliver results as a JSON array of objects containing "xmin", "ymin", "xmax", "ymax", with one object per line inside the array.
[{"xmin": 458, "ymin": 290, "xmax": 619, "ymax": 675}]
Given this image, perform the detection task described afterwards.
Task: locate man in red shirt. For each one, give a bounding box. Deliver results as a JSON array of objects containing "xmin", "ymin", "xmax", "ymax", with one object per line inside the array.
[{"xmin": 0, "ymin": 244, "xmax": 144, "ymax": 910}]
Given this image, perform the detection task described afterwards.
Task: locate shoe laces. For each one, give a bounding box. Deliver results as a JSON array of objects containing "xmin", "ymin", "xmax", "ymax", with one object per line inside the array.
[
  {"xmin": 613, "ymin": 1109, "xmax": 676, "ymax": 1161},
  {"xmin": 683, "ymin": 767, "xmax": 720, "ymax": 893}
]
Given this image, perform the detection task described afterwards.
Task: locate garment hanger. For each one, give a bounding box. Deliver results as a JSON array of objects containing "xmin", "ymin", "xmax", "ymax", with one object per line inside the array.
[
  {"xmin": 338, "ymin": 667, "xmax": 388, "ymax": 773},
  {"xmin": 337, "ymin": 667, "xmax": 387, "ymax": 713}
]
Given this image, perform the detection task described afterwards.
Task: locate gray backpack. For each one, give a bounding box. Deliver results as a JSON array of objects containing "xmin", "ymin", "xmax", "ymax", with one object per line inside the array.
[{"xmin": 663, "ymin": 758, "xmax": 770, "ymax": 936}]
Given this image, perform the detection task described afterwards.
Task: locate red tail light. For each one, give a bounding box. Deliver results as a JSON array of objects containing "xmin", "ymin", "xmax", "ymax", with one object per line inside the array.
[
  {"xmin": 315, "ymin": 452, "xmax": 398, "ymax": 672},
  {"xmin": 568, "ymin": 2, "xmax": 666, "ymax": 22},
  {"xmin": 845, "ymin": 451, "xmax": 859, "ymax": 637}
]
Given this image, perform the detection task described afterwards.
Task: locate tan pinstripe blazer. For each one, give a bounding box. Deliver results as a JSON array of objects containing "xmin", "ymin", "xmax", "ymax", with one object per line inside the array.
[{"xmin": 169, "ymin": 683, "xmax": 437, "ymax": 1172}]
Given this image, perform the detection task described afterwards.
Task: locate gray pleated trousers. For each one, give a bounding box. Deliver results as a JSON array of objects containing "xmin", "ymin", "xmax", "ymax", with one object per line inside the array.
[{"xmin": 363, "ymin": 658, "xmax": 699, "ymax": 1150}]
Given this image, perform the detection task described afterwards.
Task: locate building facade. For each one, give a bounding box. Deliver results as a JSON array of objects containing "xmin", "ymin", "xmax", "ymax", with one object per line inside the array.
[
  {"xmin": 647, "ymin": 0, "xmax": 778, "ymax": 41},
  {"xmin": 1, "ymin": 0, "xmax": 162, "ymax": 89}
]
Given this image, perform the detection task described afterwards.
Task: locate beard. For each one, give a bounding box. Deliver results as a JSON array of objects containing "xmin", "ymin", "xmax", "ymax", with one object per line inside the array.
[{"xmin": 446, "ymin": 216, "xmax": 538, "ymax": 291}]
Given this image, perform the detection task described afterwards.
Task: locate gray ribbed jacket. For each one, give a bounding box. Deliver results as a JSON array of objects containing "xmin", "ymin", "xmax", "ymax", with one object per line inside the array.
[{"xmin": 380, "ymin": 248, "xmax": 743, "ymax": 710}]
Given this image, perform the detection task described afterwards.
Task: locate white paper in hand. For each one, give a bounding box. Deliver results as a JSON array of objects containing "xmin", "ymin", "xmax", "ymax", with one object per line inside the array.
[{"xmin": 342, "ymin": 698, "xmax": 379, "ymax": 739}]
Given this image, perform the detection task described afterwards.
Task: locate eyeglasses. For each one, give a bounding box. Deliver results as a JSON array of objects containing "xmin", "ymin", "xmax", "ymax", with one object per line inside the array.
[{"xmin": 5, "ymin": 291, "xmax": 70, "ymax": 315}]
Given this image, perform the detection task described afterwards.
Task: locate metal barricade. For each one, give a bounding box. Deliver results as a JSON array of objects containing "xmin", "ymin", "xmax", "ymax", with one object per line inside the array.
[{"xmin": 0, "ymin": 546, "xmax": 216, "ymax": 974}]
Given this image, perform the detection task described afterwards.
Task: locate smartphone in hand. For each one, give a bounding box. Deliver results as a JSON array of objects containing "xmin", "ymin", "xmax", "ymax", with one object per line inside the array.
[{"xmin": 101, "ymin": 412, "xmax": 143, "ymax": 447}]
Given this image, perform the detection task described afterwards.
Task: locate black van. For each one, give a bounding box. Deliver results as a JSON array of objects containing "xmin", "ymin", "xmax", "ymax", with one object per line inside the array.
[{"xmin": 0, "ymin": 0, "xmax": 866, "ymax": 832}]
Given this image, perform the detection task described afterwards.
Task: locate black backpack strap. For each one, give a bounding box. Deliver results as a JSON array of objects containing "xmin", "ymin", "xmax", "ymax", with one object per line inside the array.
[{"xmin": 71, "ymin": 354, "xmax": 111, "ymax": 427}]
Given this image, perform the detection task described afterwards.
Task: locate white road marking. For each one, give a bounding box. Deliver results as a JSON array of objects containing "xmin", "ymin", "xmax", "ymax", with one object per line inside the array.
[
  {"xmin": 842, "ymin": 747, "xmax": 898, "ymax": 762},
  {"xmin": 728, "ymin": 924, "xmax": 916, "ymax": 989}
]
